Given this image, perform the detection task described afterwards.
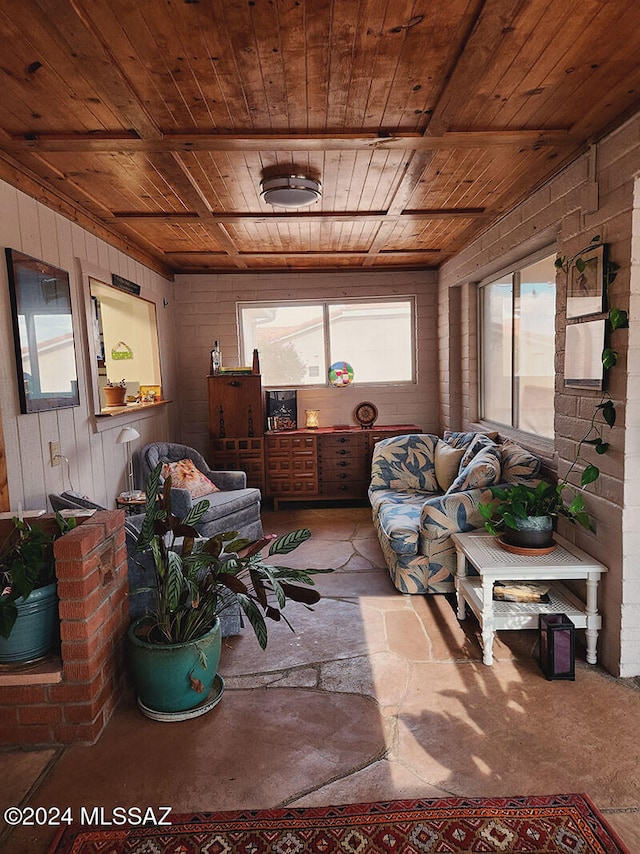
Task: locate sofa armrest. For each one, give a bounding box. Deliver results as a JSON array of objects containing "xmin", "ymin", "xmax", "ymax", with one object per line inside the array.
[{"xmin": 420, "ymin": 485, "xmax": 499, "ymax": 540}]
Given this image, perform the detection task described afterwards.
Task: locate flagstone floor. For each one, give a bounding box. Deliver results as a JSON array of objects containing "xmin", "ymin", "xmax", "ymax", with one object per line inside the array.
[{"xmin": 1, "ymin": 505, "xmax": 639, "ymax": 852}]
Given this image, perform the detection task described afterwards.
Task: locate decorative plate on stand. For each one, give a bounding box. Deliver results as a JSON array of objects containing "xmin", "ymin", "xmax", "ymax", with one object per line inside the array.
[{"xmin": 354, "ymin": 401, "xmax": 378, "ymax": 429}]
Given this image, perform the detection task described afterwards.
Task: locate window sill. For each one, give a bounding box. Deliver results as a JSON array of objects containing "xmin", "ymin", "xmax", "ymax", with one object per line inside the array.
[{"xmin": 93, "ymin": 399, "xmax": 171, "ymax": 432}]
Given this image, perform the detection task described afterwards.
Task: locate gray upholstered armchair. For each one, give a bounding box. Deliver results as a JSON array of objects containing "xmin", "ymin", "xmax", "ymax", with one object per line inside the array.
[{"xmin": 136, "ymin": 442, "xmax": 263, "ymax": 542}]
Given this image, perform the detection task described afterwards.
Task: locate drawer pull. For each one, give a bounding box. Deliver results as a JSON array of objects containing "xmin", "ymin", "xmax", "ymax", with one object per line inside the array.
[
  {"xmin": 338, "ymin": 449, "xmax": 347, "ymax": 455},
  {"xmin": 338, "ymin": 461, "xmax": 348, "ymax": 467},
  {"xmin": 338, "ymin": 437, "xmax": 347, "ymax": 443}
]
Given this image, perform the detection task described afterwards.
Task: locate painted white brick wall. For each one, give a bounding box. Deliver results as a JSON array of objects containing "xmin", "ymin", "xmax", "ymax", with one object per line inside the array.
[
  {"xmin": 173, "ymin": 269, "xmax": 440, "ymax": 454},
  {"xmin": 439, "ymin": 113, "xmax": 640, "ymax": 677}
]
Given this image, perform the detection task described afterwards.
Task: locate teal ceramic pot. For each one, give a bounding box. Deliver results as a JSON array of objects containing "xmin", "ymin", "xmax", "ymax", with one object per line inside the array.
[
  {"xmin": 0, "ymin": 582, "xmax": 59, "ymax": 664},
  {"xmin": 502, "ymin": 515, "xmax": 554, "ymax": 549},
  {"xmin": 128, "ymin": 618, "xmax": 222, "ymax": 713}
]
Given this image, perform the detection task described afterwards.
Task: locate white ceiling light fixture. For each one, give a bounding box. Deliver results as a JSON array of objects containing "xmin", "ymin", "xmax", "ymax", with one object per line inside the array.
[{"xmin": 260, "ymin": 175, "xmax": 321, "ymax": 208}]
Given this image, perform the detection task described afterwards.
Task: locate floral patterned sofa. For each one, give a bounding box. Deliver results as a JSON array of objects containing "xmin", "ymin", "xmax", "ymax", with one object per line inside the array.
[{"xmin": 368, "ymin": 431, "xmax": 541, "ymax": 594}]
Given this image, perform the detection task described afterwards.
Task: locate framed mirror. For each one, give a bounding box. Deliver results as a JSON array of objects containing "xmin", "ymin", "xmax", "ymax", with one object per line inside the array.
[{"xmin": 5, "ymin": 249, "xmax": 80, "ymax": 414}]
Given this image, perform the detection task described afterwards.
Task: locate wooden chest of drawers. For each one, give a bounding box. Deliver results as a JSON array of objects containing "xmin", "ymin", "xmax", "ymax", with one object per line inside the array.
[{"xmin": 265, "ymin": 425, "xmax": 421, "ymax": 509}]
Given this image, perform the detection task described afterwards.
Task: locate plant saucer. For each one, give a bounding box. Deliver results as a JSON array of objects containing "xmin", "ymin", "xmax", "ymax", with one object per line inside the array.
[{"xmin": 137, "ymin": 673, "xmax": 225, "ymax": 721}]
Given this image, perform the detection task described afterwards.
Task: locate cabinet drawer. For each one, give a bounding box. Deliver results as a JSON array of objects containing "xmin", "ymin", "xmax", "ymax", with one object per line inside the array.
[
  {"xmin": 319, "ymin": 457, "xmax": 369, "ymax": 479},
  {"xmin": 320, "ymin": 480, "xmax": 368, "ymax": 499}
]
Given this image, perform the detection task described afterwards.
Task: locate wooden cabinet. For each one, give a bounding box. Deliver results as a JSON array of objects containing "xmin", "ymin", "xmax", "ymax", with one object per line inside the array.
[
  {"xmin": 211, "ymin": 437, "xmax": 265, "ymax": 491},
  {"xmin": 265, "ymin": 434, "xmax": 318, "ymax": 506},
  {"xmin": 208, "ymin": 375, "xmax": 263, "ymax": 439},
  {"xmin": 208, "ymin": 374, "xmax": 265, "ymax": 491},
  {"xmin": 265, "ymin": 425, "xmax": 421, "ymax": 509}
]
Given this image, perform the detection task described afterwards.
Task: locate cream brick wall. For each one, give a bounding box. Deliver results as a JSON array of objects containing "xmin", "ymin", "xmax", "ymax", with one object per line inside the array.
[
  {"xmin": 173, "ymin": 269, "xmax": 439, "ymax": 452},
  {"xmin": 438, "ymin": 114, "xmax": 640, "ymax": 677}
]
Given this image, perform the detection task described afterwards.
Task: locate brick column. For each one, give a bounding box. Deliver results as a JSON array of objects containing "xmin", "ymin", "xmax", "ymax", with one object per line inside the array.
[{"xmin": 0, "ymin": 511, "xmax": 130, "ymax": 747}]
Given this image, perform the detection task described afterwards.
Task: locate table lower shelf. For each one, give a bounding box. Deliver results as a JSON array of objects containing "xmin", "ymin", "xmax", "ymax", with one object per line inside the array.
[{"xmin": 459, "ymin": 578, "xmax": 588, "ymax": 631}]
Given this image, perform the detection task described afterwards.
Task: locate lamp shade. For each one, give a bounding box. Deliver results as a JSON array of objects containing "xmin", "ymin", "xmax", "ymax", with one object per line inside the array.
[
  {"xmin": 116, "ymin": 426, "xmax": 140, "ymax": 445},
  {"xmin": 260, "ymin": 175, "xmax": 321, "ymax": 208}
]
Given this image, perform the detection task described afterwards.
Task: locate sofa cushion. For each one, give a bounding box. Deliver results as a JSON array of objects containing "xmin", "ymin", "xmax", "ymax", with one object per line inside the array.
[
  {"xmin": 459, "ymin": 434, "xmax": 498, "ymax": 468},
  {"xmin": 444, "ymin": 430, "xmax": 499, "ymax": 449},
  {"xmin": 162, "ymin": 458, "xmax": 220, "ymax": 498},
  {"xmin": 369, "ymin": 434, "xmax": 439, "ymax": 493},
  {"xmin": 499, "ymin": 438, "xmax": 541, "ymax": 481},
  {"xmin": 434, "ymin": 439, "xmax": 465, "ymax": 491},
  {"xmin": 446, "ymin": 445, "xmax": 502, "ymax": 494}
]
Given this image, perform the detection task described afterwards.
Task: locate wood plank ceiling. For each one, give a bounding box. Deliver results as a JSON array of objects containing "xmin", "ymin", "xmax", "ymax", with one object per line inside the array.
[{"xmin": 0, "ymin": 0, "xmax": 639, "ymax": 278}]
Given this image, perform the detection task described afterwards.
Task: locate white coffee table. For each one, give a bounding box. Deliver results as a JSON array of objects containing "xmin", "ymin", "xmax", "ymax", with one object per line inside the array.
[{"xmin": 451, "ymin": 531, "xmax": 607, "ymax": 666}]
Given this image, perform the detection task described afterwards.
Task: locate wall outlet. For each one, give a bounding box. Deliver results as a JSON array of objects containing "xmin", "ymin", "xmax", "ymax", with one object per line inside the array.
[{"xmin": 50, "ymin": 440, "xmax": 61, "ymax": 466}]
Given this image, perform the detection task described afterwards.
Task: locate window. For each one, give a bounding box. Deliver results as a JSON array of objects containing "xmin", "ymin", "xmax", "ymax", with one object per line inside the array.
[
  {"xmin": 480, "ymin": 252, "xmax": 556, "ymax": 439},
  {"xmin": 240, "ymin": 298, "xmax": 415, "ymax": 387}
]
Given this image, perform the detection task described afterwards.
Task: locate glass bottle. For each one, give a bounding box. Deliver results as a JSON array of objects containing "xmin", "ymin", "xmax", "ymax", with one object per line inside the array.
[{"xmin": 210, "ymin": 340, "xmax": 222, "ymax": 374}]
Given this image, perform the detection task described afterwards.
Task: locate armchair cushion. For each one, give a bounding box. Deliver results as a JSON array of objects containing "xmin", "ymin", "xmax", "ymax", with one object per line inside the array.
[{"xmin": 161, "ymin": 458, "xmax": 220, "ymax": 498}]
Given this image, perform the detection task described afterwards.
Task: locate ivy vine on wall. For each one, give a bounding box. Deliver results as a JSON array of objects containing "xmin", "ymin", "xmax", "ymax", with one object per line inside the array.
[{"xmin": 555, "ymin": 235, "xmax": 627, "ymax": 491}]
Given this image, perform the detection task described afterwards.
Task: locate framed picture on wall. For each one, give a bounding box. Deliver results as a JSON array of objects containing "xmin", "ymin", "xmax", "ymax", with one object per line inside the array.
[
  {"xmin": 566, "ymin": 244, "xmax": 605, "ymax": 319},
  {"xmin": 5, "ymin": 249, "xmax": 80, "ymax": 413},
  {"xmin": 564, "ymin": 319, "xmax": 605, "ymax": 390}
]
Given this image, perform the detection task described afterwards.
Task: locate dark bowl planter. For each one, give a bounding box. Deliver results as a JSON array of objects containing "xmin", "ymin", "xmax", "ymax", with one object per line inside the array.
[{"xmin": 502, "ymin": 515, "xmax": 554, "ymax": 549}]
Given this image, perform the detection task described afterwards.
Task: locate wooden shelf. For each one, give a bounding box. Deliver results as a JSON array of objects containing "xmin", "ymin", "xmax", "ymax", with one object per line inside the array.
[{"xmin": 96, "ymin": 399, "xmax": 171, "ymax": 417}]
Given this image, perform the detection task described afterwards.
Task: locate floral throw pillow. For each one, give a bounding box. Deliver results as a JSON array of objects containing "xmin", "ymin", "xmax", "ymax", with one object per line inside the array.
[{"xmin": 161, "ymin": 458, "xmax": 219, "ymax": 499}]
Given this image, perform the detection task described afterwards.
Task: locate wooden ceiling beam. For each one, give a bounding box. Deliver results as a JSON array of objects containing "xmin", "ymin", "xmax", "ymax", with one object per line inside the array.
[
  {"xmin": 165, "ymin": 249, "xmax": 441, "ymax": 258},
  {"xmin": 0, "ymin": 129, "xmax": 574, "ymax": 153},
  {"xmin": 110, "ymin": 208, "xmax": 486, "ymax": 223}
]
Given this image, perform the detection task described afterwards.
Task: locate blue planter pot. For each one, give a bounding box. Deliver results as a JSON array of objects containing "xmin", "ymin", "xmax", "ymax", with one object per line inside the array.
[
  {"xmin": 0, "ymin": 582, "xmax": 59, "ymax": 664},
  {"xmin": 128, "ymin": 617, "xmax": 222, "ymax": 713}
]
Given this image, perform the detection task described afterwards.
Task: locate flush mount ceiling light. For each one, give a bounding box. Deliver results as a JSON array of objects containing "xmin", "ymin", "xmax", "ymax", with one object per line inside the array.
[{"xmin": 260, "ymin": 175, "xmax": 321, "ymax": 208}]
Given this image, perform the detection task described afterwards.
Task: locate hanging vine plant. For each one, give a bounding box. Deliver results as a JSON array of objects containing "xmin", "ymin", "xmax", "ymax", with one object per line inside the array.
[{"xmin": 555, "ymin": 235, "xmax": 626, "ymax": 490}]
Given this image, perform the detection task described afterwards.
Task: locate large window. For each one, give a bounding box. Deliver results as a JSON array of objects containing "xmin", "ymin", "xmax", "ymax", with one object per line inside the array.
[
  {"xmin": 480, "ymin": 252, "xmax": 556, "ymax": 439},
  {"xmin": 240, "ymin": 298, "xmax": 415, "ymax": 388}
]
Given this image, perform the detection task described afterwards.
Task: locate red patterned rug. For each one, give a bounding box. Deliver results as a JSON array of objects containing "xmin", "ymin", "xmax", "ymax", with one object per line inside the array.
[{"xmin": 48, "ymin": 794, "xmax": 629, "ymax": 853}]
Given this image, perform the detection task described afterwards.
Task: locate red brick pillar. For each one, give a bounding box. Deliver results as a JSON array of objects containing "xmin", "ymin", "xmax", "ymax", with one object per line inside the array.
[{"xmin": 0, "ymin": 510, "xmax": 130, "ymax": 747}]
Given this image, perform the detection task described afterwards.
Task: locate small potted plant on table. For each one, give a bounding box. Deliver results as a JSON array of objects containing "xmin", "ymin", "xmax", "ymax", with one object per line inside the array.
[
  {"xmin": 128, "ymin": 462, "xmax": 331, "ymax": 718},
  {"xmin": 479, "ymin": 480, "xmax": 591, "ymax": 552}
]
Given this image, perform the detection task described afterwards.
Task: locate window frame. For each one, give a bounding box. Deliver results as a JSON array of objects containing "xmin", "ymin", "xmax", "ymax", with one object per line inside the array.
[
  {"xmin": 238, "ymin": 295, "xmax": 417, "ymax": 389},
  {"xmin": 478, "ymin": 246, "xmax": 556, "ymax": 439}
]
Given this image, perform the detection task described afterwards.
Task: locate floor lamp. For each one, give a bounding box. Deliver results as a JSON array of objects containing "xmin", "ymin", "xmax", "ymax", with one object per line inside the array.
[{"xmin": 116, "ymin": 426, "xmax": 140, "ymax": 496}]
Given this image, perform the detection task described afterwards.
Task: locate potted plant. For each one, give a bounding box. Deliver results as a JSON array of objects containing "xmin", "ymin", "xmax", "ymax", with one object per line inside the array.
[
  {"xmin": 128, "ymin": 462, "xmax": 331, "ymax": 717},
  {"xmin": 0, "ymin": 514, "xmax": 73, "ymax": 664},
  {"xmin": 479, "ymin": 480, "xmax": 591, "ymax": 549},
  {"xmin": 104, "ymin": 378, "xmax": 127, "ymax": 406}
]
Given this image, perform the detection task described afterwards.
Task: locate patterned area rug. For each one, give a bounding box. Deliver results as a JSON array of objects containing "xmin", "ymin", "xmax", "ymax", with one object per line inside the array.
[{"xmin": 49, "ymin": 793, "xmax": 629, "ymax": 853}]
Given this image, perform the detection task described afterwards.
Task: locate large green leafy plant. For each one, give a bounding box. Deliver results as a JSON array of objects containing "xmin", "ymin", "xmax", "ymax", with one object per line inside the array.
[
  {"xmin": 0, "ymin": 514, "xmax": 74, "ymax": 638},
  {"xmin": 134, "ymin": 462, "xmax": 331, "ymax": 647}
]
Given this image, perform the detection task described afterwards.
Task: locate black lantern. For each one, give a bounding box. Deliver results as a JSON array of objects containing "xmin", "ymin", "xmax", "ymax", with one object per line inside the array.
[{"xmin": 539, "ymin": 613, "xmax": 575, "ymax": 680}]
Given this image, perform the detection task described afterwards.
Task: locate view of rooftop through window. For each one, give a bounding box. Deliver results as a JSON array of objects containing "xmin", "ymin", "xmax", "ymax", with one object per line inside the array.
[{"xmin": 240, "ymin": 298, "xmax": 415, "ymax": 388}]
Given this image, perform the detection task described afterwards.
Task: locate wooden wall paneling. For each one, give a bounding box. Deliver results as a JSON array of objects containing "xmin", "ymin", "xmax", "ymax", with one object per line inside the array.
[{"xmin": 0, "ymin": 407, "xmax": 8, "ymax": 511}]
